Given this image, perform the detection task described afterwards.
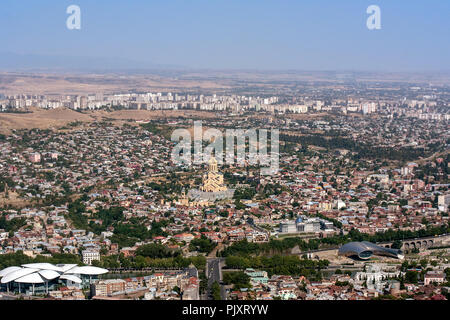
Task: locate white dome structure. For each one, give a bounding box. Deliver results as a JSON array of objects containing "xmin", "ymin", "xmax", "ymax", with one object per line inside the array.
[
  {"xmin": 57, "ymin": 264, "xmax": 78, "ymax": 273},
  {"xmin": 15, "ymin": 273, "xmax": 45, "ymax": 284},
  {"xmin": 1, "ymin": 268, "xmax": 39, "ymax": 284},
  {"xmin": 38, "ymin": 270, "xmax": 61, "ymax": 280},
  {"xmin": 64, "ymin": 266, "xmax": 108, "ymax": 275},
  {"xmin": 59, "ymin": 274, "xmax": 82, "ymax": 284},
  {"xmin": 0, "ymin": 263, "xmax": 109, "ymax": 295},
  {"xmin": 22, "ymin": 263, "xmax": 64, "ymax": 272},
  {"xmin": 0, "ymin": 266, "xmax": 22, "ymax": 278}
]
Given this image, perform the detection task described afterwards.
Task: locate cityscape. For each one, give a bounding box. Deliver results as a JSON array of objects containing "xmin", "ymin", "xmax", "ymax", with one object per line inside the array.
[{"xmin": 0, "ymin": 1, "xmax": 449, "ymax": 312}]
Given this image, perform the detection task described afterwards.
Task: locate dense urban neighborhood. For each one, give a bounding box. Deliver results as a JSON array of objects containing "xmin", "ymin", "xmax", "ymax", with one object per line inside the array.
[{"xmin": 0, "ymin": 80, "xmax": 449, "ymax": 301}]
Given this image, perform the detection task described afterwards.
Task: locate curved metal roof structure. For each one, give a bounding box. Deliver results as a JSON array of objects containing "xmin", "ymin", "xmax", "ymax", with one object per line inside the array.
[
  {"xmin": 0, "ymin": 266, "xmax": 22, "ymax": 278},
  {"xmin": 22, "ymin": 263, "xmax": 64, "ymax": 272},
  {"xmin": 57, "ymin": 264, "xmax": 78, "ymax": 273},
  {"xmin": 38, "ymin": 270, "xmax": 61, "ymax": 280},
  {"xmin": 1, "ymin": 268, "xmax": 40, "ymax": 284},
  {"xmin": 0, "ymin": 263, "xmax": 108, "ymax": 285},
  {"xmin": 15, "ymin": 273, "xmax": 45, "ymax": 284},
  {"xmin": 338, "ymin": 241, "xmax": 404, "ymax": 260},
  {"xmin": 60, "ymin": 274, "xmax": 82, "ymax": 284},
  {"xmin": 64, "ymin": 266, "xmax": 108, "ymax": 275}
]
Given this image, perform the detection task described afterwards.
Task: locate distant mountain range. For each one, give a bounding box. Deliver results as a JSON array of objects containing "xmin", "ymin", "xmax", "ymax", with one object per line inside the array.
[
  {"xmin": 0, "ymin": 52, "xmax": 182, "ymax": 72},
  {"xmin": 1, "ymin": 52, "xmax": 448, "ymax": 81}
]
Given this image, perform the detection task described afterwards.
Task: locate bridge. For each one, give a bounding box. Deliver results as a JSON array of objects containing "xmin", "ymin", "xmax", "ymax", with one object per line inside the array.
[
  {"xmin": 377, "ymin": 233, "xmax": 450, "ymax": 253},
  {"xmin": 289, "ymin": 233, "xmax": 450, "ymax": 258}
]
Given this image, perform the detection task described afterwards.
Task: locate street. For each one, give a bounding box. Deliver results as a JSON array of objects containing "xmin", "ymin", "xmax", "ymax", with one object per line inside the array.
[{"xmin": 205, "ymin": 258, "xmax": 226, "ymax": 300}]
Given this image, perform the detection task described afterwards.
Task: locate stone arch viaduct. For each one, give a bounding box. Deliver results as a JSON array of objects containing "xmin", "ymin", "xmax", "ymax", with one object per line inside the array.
[{"xmin": 378, "ymin": 234, "xmax": 450, "ymax": 253}]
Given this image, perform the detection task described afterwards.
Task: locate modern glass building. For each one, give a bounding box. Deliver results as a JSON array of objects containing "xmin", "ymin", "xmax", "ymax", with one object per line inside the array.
[{"xmin": 338, "ymin": 241, "xmax": 404, "ymax": 260}]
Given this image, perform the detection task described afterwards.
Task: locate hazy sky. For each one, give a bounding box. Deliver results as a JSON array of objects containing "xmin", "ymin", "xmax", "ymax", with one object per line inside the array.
[{"xmin": 0, "ymin": 0, "xmax": 449, "ymax": 71}]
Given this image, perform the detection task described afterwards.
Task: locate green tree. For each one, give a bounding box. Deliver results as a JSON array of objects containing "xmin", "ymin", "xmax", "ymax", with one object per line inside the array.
[
  {"xmin": 405, "ymin": 271, "xmax": 418, "ymax": 284},
  {"xmin": 211, "ymin": 281, "xmax": 221, "ymax": 300}
]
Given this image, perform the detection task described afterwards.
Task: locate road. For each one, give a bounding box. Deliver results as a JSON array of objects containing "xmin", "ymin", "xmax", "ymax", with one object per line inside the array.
[{"xmin": 206, "ymin": 258, "xmax": 226, "ymax": 300}]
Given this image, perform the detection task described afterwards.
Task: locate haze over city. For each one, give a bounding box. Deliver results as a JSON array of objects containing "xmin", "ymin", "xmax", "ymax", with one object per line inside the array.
[{"xmin": 0, "ymin": 0, "xmax": 449, "ymax": 313}]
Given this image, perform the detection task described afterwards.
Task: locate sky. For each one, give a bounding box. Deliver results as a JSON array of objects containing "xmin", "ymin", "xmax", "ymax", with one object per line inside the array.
[{"xmin": 0, "ymin": 0, "xmax": 449, "ymax": 72}]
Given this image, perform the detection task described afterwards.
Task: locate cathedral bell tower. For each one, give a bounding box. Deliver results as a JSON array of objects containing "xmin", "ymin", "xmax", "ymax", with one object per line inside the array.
[{"xmin": 200, "ymin": 156, "xmax": 227, "ymax": 193}]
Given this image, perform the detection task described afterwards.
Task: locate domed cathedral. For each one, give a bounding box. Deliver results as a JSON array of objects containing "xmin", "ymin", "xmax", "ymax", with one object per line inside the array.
[{"xmin": 200, "ymin": 156, "xmax": 228, "ymax": 193}]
